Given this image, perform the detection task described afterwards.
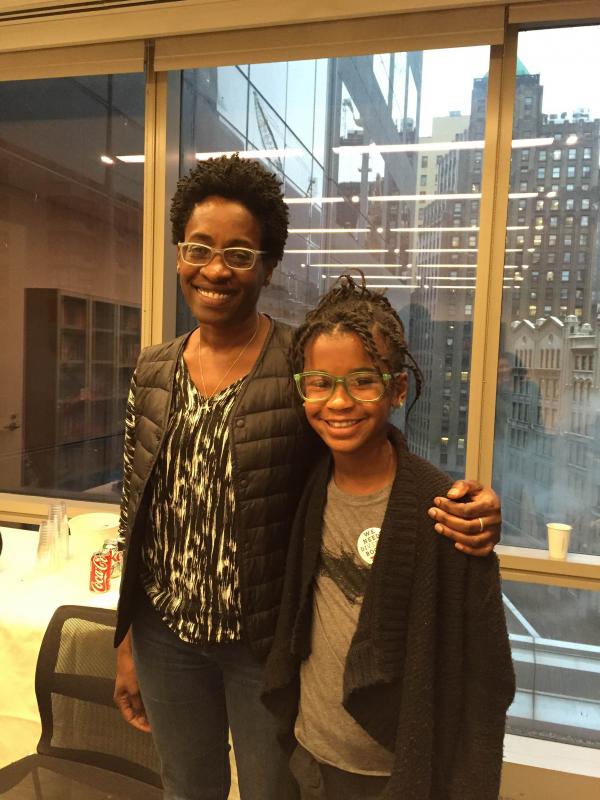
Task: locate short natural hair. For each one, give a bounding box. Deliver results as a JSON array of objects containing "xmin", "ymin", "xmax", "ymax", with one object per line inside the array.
[
  {"xmin": 290, "ymin": 272, "xmax": 423, "ymax": 415},
  {"xmin": 170, "ymin": 154, "xmax": 289, "ymax": 261}
]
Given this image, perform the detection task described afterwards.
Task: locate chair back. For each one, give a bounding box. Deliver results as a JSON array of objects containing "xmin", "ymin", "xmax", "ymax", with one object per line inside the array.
[{"xmin": 34, "ymin": 604, "xmax": 161, "ymax": 787}]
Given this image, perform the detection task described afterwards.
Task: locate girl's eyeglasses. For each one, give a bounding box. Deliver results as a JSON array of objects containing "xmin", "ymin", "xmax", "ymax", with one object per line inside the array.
[
  {"xmin": 294, "ymin": 370, "xmax": 392, "ymax": 403},
  {"xmin": 178, "ymin": 242, "xmax": 265, "ymax": 271}
]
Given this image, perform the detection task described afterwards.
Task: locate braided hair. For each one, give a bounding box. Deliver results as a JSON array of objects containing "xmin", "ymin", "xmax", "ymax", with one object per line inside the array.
[
  {"xmin": 290, "ymin": 272, "xmax": 423, "ymax": 416},
  {"xmin": 170, "ymin": 154, "xmax": 289, "ymax": 261}
]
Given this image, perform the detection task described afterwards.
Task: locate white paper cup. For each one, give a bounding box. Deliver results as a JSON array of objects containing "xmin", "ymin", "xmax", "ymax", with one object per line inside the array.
[{"xmin": 546, "ymin": 523, "xmax": 572, "ymax": 560}]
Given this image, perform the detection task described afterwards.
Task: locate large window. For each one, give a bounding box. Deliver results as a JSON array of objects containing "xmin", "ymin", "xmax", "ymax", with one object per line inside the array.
[
  {"xmin": 492, "ymin": 25, "xmax": 600, "ymax": 751},
  {"xmin": 0, "ymin": 74, "xmax": 145, "ymax": 503},
  {"xmin": 175, "ymin": 29, "xmax": 600, "ymax": 754},
  {"xmin": 505, "ymin": 581, "xmax": 600, "ymax": 747},
  {"xmin": 493, "ymin": 27, "xmax": 600, "ymax": 557},
  {"xmin": 178, "ymin": 47, "xmax": 490, "ymax": 478}
]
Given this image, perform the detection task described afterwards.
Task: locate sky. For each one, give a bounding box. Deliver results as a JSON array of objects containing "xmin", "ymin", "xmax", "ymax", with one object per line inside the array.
[{"xmin": 419, "ymin": 26, "xmax": 600, "ymax": 138}]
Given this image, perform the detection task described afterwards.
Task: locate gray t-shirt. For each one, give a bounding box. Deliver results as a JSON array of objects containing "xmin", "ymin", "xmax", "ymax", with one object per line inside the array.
[{"xmin": 295, "ymin": 476, "xmax": 394, "ymax": 776}]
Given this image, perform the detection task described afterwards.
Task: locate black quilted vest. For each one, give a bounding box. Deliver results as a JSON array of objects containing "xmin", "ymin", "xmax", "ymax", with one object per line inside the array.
[{"xmin": 114, "ymin": 320, "xmax": 318, "ymax": 659}]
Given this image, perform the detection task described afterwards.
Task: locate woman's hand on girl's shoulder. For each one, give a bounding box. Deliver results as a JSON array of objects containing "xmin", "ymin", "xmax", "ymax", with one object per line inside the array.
[{"xmin": 427, "ymin": 480, "xmax": 501, "ymax": 556}]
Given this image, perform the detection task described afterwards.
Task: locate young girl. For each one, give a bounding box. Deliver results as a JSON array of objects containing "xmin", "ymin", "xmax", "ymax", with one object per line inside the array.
[{"xmin": 263, "ymin": 275, "xmax": 515, "ymax": 800}]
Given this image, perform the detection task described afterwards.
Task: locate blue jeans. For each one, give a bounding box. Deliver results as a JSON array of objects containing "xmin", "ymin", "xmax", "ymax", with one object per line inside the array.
[{"xmin": 131, "ymin": 593, "xmax": 296, "ymax": 800}]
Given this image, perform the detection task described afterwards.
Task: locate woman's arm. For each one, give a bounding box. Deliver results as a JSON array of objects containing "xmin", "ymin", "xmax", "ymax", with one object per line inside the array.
[
  {"xmin": 118, "ymin": 371, "xmax": 137, "ymax": 544},
  {"xmin": 114, "ymin": 628, "xmax": 151, "ymax": 732},
  {"xmin": 429, "ymin": 480, "xmax": 502, "ymax": 556},
  {"xmin": 114, "ymin": 371, "xmax": 151, "ymax": 731}
]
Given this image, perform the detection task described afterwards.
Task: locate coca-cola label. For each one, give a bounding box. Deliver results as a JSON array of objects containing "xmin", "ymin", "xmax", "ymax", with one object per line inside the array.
[
  {"xmin": 90, "ymin": 550, "xmax": 112, "ymax": 592},
  {"xmin": 101, "ymin": 540, "xmax": 122, "ymax": 579}
]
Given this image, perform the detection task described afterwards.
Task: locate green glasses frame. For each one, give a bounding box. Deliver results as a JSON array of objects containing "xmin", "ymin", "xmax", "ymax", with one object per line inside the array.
[{"xmin": 294, "ymin": 370, "xmax": 393, "ymax": 403}]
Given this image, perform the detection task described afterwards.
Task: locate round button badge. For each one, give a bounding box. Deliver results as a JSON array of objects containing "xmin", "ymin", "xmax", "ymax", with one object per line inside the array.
[{"xmin": 356, "ymin": 527, "xmax": 381, "ymax": 565}]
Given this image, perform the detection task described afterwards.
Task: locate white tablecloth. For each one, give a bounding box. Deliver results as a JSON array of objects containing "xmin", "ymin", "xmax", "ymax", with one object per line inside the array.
[{"xmin": 0, "ymin": 526, "xmax": 120, "ymax": 767}]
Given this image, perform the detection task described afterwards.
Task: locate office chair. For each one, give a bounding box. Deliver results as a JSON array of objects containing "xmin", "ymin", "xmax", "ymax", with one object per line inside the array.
[{"xmin": 0, "ymin": 604, "xmax": 162, "ymax": 799}]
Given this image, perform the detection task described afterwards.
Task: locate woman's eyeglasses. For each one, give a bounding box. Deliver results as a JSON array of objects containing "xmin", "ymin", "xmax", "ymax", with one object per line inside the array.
[{"xmin": 178, "ymin": 242, "xmax": 265, "ymax": 271}]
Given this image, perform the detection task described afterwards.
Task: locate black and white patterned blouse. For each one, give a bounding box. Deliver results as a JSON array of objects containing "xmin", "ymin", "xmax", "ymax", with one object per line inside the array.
[{"xmin": 124, "ymin": 354, "xmax": 244, "ymax": 644}]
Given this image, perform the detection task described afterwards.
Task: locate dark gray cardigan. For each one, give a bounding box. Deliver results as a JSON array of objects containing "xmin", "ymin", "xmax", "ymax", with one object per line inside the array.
[{"xmin": 263, "ymin": 425, "xmax": 515, "ymax": 799}]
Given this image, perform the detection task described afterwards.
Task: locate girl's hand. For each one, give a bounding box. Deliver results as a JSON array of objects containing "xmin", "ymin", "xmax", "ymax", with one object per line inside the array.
[{"xmin": 428, "ymin": 480, "xmax": 501, "ymax": 556}]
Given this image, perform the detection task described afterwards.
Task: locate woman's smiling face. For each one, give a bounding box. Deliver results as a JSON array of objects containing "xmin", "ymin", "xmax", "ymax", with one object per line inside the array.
[
  {"xmin": 301, "ymin": 330, "xmax": 406, "ymax": 459},
  {"xmin": 178, "ymin": 195, "xmax": 274, "ymax": 327}
]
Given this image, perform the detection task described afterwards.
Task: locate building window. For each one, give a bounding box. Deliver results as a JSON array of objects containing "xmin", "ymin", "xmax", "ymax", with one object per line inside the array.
[{"xmin": 0, "ymin": 72, "xmax": 145, "ymax": 502}]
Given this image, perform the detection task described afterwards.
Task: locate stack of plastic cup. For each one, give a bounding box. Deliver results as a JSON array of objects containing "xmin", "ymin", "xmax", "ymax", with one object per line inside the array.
[
  {"xmin": 37, "ymin": 502, "xmax": 70, "ymax": 571},
  {"xmin": 36, "ymin": 517, "xmax": 59, "ymax": 571},
  {"xmin": 48, "ymin": 501, "xmax": 70, "ymax": 561}
]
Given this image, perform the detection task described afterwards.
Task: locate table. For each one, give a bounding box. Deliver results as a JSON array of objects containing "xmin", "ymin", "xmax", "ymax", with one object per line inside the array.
[
  {"xmin": 0, "ymin": 526, "xmax": 120, "ymax": 767},
  {"xmin": 0, "ymin": 525, "xmax": 240, "ymax": 798}
]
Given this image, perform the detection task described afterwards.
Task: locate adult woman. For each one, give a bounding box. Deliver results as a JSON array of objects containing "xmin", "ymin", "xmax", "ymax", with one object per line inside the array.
[{"xmin": 113, "ymin": 155, "xmax": 501, "ymax": 800}]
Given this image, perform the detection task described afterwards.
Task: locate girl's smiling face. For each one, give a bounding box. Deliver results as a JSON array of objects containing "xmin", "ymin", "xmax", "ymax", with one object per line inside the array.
[{"xmin": 301, "ymin": 330, "xmax": 407, "ymax": 459}]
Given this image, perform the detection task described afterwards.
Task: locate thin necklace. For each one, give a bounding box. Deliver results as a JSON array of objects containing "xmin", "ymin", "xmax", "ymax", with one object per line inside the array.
[{"xmin": 197, "ymin": 315, "xmax": 261, "ymax": 398}]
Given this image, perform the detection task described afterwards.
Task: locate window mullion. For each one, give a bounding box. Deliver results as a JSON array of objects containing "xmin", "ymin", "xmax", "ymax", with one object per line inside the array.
[
  {"xmin": 466, "ymin": 28, "xmax": 518, "ymax": 484},
  {"xmin": 141, "ymin": 42, "xmax": 179, "ymax": 348}
]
